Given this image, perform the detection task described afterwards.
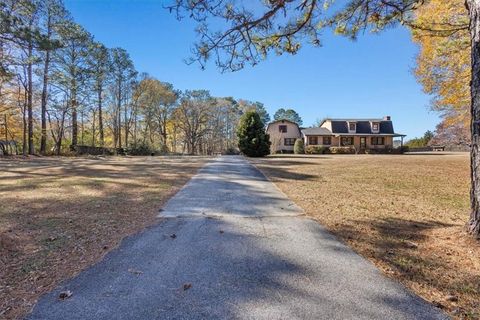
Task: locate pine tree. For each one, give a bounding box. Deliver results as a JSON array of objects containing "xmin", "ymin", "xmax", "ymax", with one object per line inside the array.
[
  {"xmin": 273, "ymin": 108, "xmax": 303, "ymax": 126},
  {"xmin": 237, "ymin": 110, "xmax": 270, "ymax": 157}
]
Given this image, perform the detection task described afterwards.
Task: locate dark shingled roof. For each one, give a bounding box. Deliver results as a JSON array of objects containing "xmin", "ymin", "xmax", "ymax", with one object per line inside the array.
[
  {"xmin": 301, "ymin": 127, "xmax": 332, "ymax": 135},
  {"xmin": 330, "ymin": 120, "xmax": 395, "ymax": 135}
]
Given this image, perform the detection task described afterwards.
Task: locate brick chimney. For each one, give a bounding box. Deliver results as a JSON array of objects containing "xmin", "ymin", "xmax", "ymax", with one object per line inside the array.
[{"xmin": 384, "ymin": 116, "xmax": 391, "ymax": 121}]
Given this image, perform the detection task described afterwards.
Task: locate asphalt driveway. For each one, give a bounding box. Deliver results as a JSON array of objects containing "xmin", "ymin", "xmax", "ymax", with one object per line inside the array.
[{"xmin": 27, "ymin": 156, "xmax": 448, "ymax": 320}]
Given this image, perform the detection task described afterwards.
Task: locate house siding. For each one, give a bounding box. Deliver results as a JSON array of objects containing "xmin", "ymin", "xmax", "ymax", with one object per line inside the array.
[
  {"xmin": 304, "ymin": 135, "xmax": 393, "ymax": 149},
  {"xmin": 266, "ymin": 120, "xmax": 301, "ymax": 152},
  {"xmin": 304, "ymin": 135, "xmax": 338, "ymax": 147}
]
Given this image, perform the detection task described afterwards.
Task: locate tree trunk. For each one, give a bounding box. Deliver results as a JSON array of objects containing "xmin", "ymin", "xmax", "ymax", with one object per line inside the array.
[
  {"xmin": 117, "ymin": 80, "xmax": 122, "ymax": 148},
  {"xmin": 40, "ymin": 14, "xmax": 52, "ymax": 155},
  {"xmin": 92, "ymin": 110, "xmax": 96, "ymax": 147},
  {"xmin": 118, "ymin": 108, "xmax": 122, "ymax": 148},
  {"xmin": 124, "ymin": 103, "xmax": 128, "ymax": 149},
  {"xmin": 71, "ymin": 82, "xmax": 78, "ymax": 147},
  {"xmin": 56, "ymin": 111, "xmax": 65, "ymax": 156},
  {"xmin": 161, "ymin": 118, "xmax": 168, "ymax": 152},
  {"xmin": 22, "ymin": 101, "xmax": 27, "ymax": 156},
  {"xmin": 40, "ymin": 48, "xmax": 50, "ymax": 154},
  {"xmin": 468, "ymin": 0, "xmax": 480, "ymax": 238},
  {"xmin": 27, "ymin": 44, "xmax": 34, "ymax": 155},
  {"xmin": 98, "ymin": 88, "xmax": 104, "ymax": 146},
  {"xmin": 81, "ymin": 110, "xmax": 84, "ymax": 145},
  {"xmin": 133, "ymin": 107, "xmax": 137, "ymax": 148}
]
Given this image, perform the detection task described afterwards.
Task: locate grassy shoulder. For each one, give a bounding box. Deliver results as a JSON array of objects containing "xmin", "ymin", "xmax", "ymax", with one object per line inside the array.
[
  {"xmin": 251, "ymin": 153, "xmax": 479, "ymax": 319},
  {"xmin": 0, "ymin": 156, "xmax": 209, "ymax": 319}
]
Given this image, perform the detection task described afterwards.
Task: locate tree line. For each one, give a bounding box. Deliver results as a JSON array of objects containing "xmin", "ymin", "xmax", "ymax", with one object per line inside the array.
[{"xmin": 0, "ymin": 0, "xmax": 280, "ymax": 156}]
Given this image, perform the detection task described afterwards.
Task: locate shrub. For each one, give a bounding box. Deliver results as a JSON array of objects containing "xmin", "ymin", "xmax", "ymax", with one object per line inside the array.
[
  {"xmin": 329, "ymin": 146, "xmax": 356, "ymax": 154},
  {"xmin": 128, "ymin": 143, "xmax": 157, "ymax": 156},
  {"xmin": 237, "ymin": 110, "xmax": 271, "ymax": 157},
  {"xmin": 224, "ymin": 147, "xmax": 240, "ymax": 155},
  {"xmin": 365, "ymin": 147, "xmax": 400, "ymax": 154},
  {"xmin": 305, "ymin": 145, "xmax": 329, "ymax": 154},
  {"xmin": 294, "ymin": 139, "xmax": 305, "ymax": 154}
]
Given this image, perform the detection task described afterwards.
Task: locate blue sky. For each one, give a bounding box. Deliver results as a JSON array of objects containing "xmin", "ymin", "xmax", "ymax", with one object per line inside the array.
[{"xmin": 64, "ymin": 0, "xmax": 440, "ymax": 139}]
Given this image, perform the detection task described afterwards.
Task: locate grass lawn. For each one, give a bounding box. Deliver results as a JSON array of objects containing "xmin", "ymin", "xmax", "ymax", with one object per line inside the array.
[
  {"xmin": 0, "ymin": 156, "xmax": 209, "ymax": 319},
  {"xmin": 252, "ymin": 153, "xmax": 479, "ymax": 319}
]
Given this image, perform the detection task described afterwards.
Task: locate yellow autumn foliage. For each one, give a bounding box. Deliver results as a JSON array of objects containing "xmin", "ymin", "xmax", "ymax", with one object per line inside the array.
[{"xmin": 412, "ymin": 0, "xmax": 470, "ymax": 129}]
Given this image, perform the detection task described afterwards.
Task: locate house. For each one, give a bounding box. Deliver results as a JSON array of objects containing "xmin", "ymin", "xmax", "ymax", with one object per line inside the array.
[
  {"xmin": 266, "ymin": 119, "xmax": 303, "ymax": 153},
  {"xmin": 267, "ymin": 116, "xmax": 406, "ymax": 153}
]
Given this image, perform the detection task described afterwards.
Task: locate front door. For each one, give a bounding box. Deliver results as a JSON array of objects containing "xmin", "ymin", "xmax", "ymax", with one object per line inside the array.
[{"xmin": 360, "ymin": 137, "xmax": 366, "ymax": 149}]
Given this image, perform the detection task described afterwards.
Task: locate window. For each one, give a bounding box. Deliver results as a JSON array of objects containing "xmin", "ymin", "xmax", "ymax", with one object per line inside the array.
[
  {"xmin": 341, "ymin": 137, "xmax": 354, "ymax": 146},
  {"xmin": 372, "ymin": 122, "xmax": 379, "ymax": 132},
  {"xmin": 371, "ymin": 137, "xmax": 385, "ymax": 145},
  {"xmin": 284, "ymin": 138, "xmax": 296, "ymax": 146},
  {"xmin": 279, "ymin": 125, "xmax": 287, "ymax": 133},
  {"xmin": 322, "ymin": 136, "xmax": 332, "ymax": 145},
  {"xmin": 308, "ymin": 136, "xmax": 318, "ymax": 145}
]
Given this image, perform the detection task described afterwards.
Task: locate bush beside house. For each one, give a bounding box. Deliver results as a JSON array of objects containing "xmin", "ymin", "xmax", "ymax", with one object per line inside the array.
[
  {"xmin": 303, "ymin": 145, "xmax": 406, "ymax": 155},
  {"xmin": 305, "ymin": 145, "xmax": 330, "ymax": 154},
  {"xmin": 329, "ymin": 146, "xmax": 356, "ymax": 154},
  {"xmin": 294, "ymin": 139, "xmax": 305, "ymax": 154}
]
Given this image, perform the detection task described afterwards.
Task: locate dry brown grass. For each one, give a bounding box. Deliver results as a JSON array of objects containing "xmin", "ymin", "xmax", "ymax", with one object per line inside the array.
[
  {"xmin": 251, "ymin": 153, "xmax": 480, "ymax": 319},
  {"xmin": 0, "ymin": 155, "xmax": 209, "ymax": 319}
]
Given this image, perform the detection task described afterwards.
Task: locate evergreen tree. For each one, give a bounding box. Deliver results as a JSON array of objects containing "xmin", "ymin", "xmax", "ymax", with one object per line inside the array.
[{"xmin": 237, "ymin": 110, "xmax": 270, "ymax": 157}]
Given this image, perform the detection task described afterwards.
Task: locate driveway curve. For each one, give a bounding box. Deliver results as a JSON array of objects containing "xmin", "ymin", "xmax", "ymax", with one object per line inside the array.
[{"xmin": 28, "ymin": 156, "xmax": 447, "ymax": 320}]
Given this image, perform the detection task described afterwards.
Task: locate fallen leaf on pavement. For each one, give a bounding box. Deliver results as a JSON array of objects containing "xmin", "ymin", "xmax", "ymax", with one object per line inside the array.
[
  {"xmin": 128, "ymin": 268, "xmax": 143, "ymax": 275},
  {"xmin": 58, "ymin": 290, "xmax": 72, "ymax": 300}
]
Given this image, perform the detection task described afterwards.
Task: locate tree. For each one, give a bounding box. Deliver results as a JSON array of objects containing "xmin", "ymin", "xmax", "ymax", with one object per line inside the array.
[
  {"xmin": 405, "ymin": 130, "xmax": 434, "ymax": 148},
  {"xmin": 294, "ymin": 138, "xmax": 305, "ymax": 154},
  {"xmin": 88, "ymin": 42, "xmax": 111, "ymax": 147},
  {"xmin": 202, "ymin": 97, "xmax": 238, "ymax": 154},
  {"xmin": 236, "ymin": 99, "xmax": 270, "ymax": 124},
  {"xmin": 237, "ymin": 110, "xmax": 270, "ymax": 157},
  {"xmin": 175, "ymin": 90, "xmax": 213, "ymax": 154},
  {"xmin": 37, "ymin": 0, "xmax": 65, "ymax": 154},
  {"xmin": 431, "ymin": 122, "xmax": 470, "ymax": 148},
  {"xmin": 110, "ymin": 47, "xmax": 136, "ymax": 149},
  {"xmin": 14, "ymin": 0, "xmax": 39, "ymax": 155},
  {"xmin": 273, "ymin": 108, "xmax": 303, "ymax": 125},
  {"xmin": 134, "ymin": 76, "xmax": 178, "ymax": 151},
  {"xmin": 252, "ymin": 101, "xmax": 270, "ymax": 124},
  {"xmin": 0, "ymin": 0, "xmax": 165, "ymax": 156},
  {"xmin": 52, "ymin": 21, "xmax": 92, "ymax": 148},
  {"xmin": 168, "ymin": 0, "xmax": 480, "ymax": 237},
  {"xmin": 412, "ymin": 0, "xmax": 470, "ymax": 144}
]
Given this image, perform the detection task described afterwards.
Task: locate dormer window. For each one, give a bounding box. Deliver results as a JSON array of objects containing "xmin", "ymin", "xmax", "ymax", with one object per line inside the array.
[
  {"xmin": 371, "ymin": 122, "xmax": 380, "ymax": 133},
  {"xmin": 348, "ymin": 122, "xmax": 356, "ymax": 133}
]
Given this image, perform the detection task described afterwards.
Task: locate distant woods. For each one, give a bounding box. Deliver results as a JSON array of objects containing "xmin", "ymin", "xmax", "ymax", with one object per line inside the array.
[{"xmin": 0, "ymin": 0, "xmax": 274, "ymax": 155}]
